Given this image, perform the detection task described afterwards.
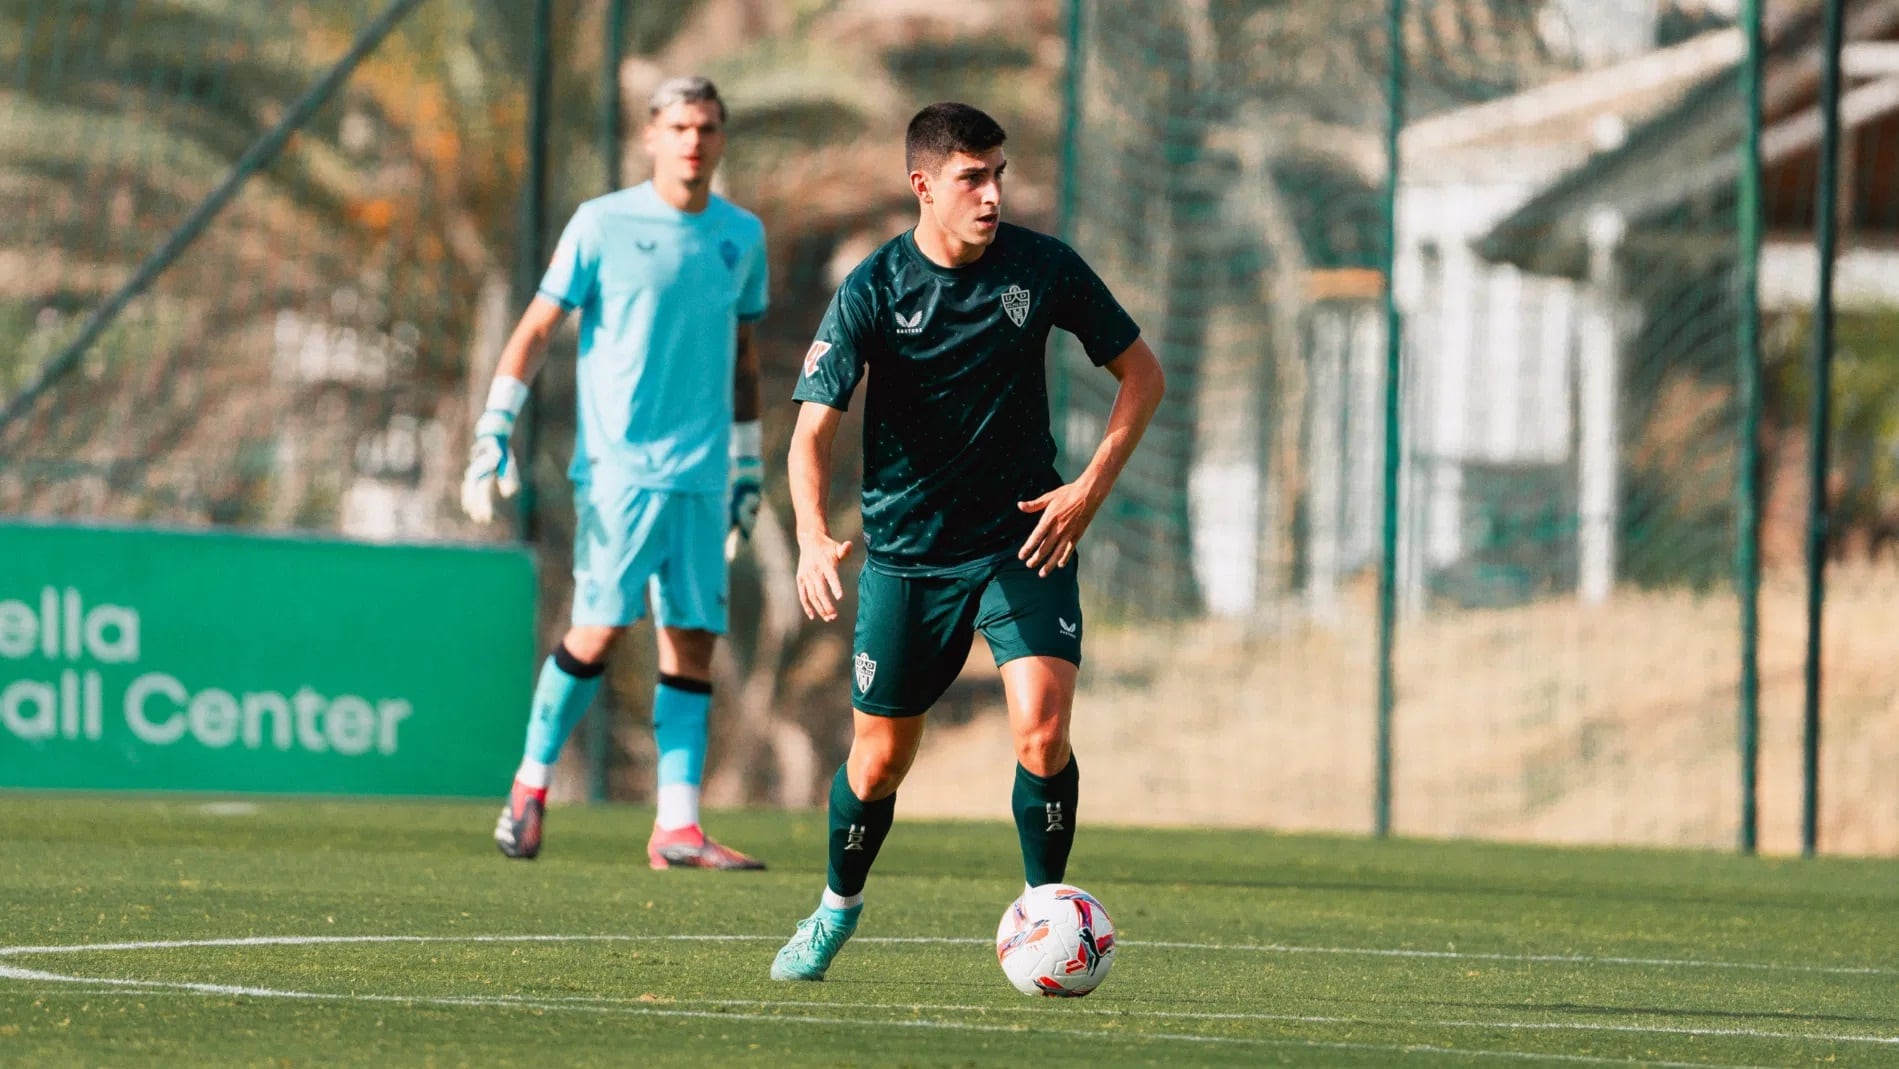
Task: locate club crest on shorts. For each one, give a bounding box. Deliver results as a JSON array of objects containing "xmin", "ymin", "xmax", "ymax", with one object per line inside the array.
[
  {"xmin": 854, "ymin": 651, "xmax": 877, "ymax": 692},
  {"xmin": 1001, "ymin": 284, "xmax": 1031, "ymax": 327}
]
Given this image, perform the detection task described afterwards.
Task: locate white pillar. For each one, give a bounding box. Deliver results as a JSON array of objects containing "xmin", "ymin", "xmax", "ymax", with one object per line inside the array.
[
  {"xmin": 1485, "ymin": 265, "xmax": 1525, "ymax": 461},
  {"xmin": 1577, "ymin": 209, "xmax": 1625, "ymax": 605},
  {"xmin": 1305, "ymin": 307, "xmax": 1346, "ymax": 625}
]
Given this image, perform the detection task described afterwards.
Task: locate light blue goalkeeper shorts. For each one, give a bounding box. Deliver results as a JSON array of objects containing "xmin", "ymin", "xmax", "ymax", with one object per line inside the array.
[{"xmin": 571, "ymin": 483, "xmax": 727, "ymax": 633}]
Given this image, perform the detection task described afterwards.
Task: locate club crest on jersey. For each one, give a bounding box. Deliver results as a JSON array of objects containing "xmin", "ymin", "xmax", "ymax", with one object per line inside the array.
[
  {"xmin": 1001, "ymin": 284, "xmax": 1031, "ymax": 327},
  {"xmin": 895, "ymin": 308, "xmax": 926, "ymax": 335},
  {"xmin": 718, "ymin": 239, "xmax": 740, "ymax": 270},
  {"xmin": 854, "ymin": 651, "xmax": 877, "ymax": 692},
  {"xmin": 802, "ymin": 340, "xmax": 832, "ymax": 378}
]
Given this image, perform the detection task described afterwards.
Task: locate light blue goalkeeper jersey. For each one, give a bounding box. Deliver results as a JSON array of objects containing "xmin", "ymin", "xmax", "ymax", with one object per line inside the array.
[{"xmin": 538, "ymin": 181, "xmax": 769, "ymax": 494}]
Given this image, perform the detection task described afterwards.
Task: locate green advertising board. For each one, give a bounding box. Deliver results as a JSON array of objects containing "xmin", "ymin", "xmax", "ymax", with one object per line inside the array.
[{"xmin": 0, "ymin": 522, "xmax": 536, "ymax": 797}]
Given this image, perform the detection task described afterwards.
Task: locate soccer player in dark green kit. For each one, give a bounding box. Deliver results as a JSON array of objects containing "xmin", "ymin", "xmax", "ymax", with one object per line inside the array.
[{"xmin": 770, "ymin": 102, "xmax": 1166, "ymax": 981}]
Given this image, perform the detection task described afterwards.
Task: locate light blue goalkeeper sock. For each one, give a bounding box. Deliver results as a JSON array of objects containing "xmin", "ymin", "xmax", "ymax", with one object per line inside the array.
[
  {"xmin": 521, "ymin": 644, "xmax": 605, "ymax": 766},
  {"xmin": 653, "ymin": 674, "xmax": 712, "ymax": 791}
]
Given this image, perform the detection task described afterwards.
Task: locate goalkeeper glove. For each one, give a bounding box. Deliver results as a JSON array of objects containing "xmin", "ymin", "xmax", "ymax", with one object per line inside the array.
[
  {"xmin": 461, "ymin": 377, "xmax": 528, "ymax": 524},
  {"xmin": 727, "ymin": 419, "xmax": 763, "ymax": 554}
]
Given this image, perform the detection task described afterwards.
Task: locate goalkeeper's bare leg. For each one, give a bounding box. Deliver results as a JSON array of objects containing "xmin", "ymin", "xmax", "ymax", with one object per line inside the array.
[
  {"xmin": 644, "ymin": 625, "xmax": 764, "ymax": 870},
  {"xmin": 496, "ymin": 625, "xmax": 622, "ymax": 859}
]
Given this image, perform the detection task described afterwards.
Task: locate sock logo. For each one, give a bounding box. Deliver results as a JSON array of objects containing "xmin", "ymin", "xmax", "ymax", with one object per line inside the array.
[
  {"xmin": 844, "ymin": 823, "xmax": 867, "ymax": 851},
  {"xmin": 1044, "ymin": 802, "xmax": 1065, "ymax": 832}
]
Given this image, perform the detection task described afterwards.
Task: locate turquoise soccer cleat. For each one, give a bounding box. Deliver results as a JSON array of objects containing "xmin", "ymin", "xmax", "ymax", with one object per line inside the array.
[{"xmin": 769, "ymin": 904, "xmax": 861, "ymax": 981}]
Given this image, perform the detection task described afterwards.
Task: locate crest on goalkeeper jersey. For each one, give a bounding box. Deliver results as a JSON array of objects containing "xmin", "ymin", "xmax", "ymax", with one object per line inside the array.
[
  {"xmin": 854, "ymin": 651, "xmax": 877, "ymax": 692},
  {"xmin": 1001, "ymin": 284, "xmax": 1031, "ymax": 327}
]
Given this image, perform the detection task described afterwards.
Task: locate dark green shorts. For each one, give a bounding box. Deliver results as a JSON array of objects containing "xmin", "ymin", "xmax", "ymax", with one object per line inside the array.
[{"xmin": 851, "ymin": 554, "xmax": 1082, "ymax": 717}]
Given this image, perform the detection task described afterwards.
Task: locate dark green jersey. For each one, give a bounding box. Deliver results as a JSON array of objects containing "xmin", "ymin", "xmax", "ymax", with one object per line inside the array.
[{"xmin": 792, "ymin": 223, "xmax": 1141, "ymax": 575}]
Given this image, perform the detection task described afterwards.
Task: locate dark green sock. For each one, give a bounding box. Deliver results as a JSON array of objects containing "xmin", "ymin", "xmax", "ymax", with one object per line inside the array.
[
  {"xmin": 1014, "ymin": 755, "xmax": 1079, "ymax": 886},
  {"xmin": 825, "ymin": 764, "xmax": 895, "ymax": 897}
]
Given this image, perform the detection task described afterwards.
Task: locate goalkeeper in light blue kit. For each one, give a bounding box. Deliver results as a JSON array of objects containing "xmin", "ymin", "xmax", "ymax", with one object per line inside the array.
[{"xmin": 462, "ymin": 77, "xmax": 769, "ymax": 870}]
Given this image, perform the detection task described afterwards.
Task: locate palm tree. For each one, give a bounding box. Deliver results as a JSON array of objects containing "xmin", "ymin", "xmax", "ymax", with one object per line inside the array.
[{"xmin": 0, "ymin": 0, "xmax": 552, "ymax": 527}]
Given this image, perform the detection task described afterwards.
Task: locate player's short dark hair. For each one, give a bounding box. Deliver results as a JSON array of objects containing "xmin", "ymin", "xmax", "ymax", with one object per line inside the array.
[{"xmin": 905, "ymin": 102, "xmax": 1006, "ymax": 175}]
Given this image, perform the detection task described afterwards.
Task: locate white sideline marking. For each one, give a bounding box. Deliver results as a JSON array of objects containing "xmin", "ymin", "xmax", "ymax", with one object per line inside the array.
[
  {"xmin": 354, "ymin": 992, "xmax": 1899, "ymax": 1049},
  {"xmin": 1131, "ymin": 939, "xmax": 1899, "ymax": 977},
  {"xmin": 17, "ymin": 972, "xmax": 1879, "ymax": 1053},
  {"xmin": 1, "ymin": 932, "xmax": 1888, "ymax": 977},
  {"xmin": 0, "ymin": 963, "xmax": 1787, "ymax": 1069},
  {"xmin": 665, "ymin": 998, "xmax": 1899, "ymax": 1048},
  {"xmin": 0, "ymin": 935, "xmax": 1893, "ymax": 1056}
]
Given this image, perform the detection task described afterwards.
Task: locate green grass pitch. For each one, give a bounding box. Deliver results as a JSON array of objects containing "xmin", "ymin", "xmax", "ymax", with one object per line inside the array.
[{"xmin": 2, "ymin": 797, "xmax": 1895, "ymax": 1067}]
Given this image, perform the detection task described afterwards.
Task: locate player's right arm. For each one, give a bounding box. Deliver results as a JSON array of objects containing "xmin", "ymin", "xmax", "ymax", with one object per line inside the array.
[
  {"xmin": 462, "ymin": 206, "xmax": 599, "ymax": 524},
  {"xmin": 461, "ymin": 298, "xmax": 567, "ymax": 524},
  {"xmin": 787, "ymin": 280, "xmax": 873, "ymax": 620},
  {"xmin": 788, "ymin": 400, "xmax": 852, "ymax": 622}
]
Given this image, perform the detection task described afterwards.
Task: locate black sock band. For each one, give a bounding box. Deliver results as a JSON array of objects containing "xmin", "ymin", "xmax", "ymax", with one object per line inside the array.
[
  {"xmin": 552, "ymin": 641, "xmax": 606, "ymax": 679},
  {"xmin": 826, "ymin": 764, "xmax": 896, "ymax": 898},
  {"xmin": 1013, "ymin": 755, "xmax": 1079, "ymax": 887},
  {"xmin": 656, "ymin": 672, "xmax": 712, "ymax": 695}
]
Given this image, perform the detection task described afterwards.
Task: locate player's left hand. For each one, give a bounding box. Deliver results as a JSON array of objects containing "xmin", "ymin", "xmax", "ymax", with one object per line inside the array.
[
  {"xmin": 727, "ymin": 420, "xmax": 764, "ymax": 555},
  {"xmin": 1017, "ymin": 480, "xmax": 1102, "ymax": 577},
  {"xmin": 729, "ymin": 457, "xmax": 762, "ymax": 539}
]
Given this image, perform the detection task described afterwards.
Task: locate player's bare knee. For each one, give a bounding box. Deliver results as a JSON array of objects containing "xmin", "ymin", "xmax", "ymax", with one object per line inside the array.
[
  {"xmin": 847, "ymin": 735, "xmax": 921, "ymax": 801},
  {"xmin": 1014, "ymin": 723, "xmax": 1071, "ymax": 776},
  {"xmin": 561, "ymin": 625, "xmax": 624, "ymax": 666},
  {"xmin": 852, "ymin": 763, "xmax": 907, "ymax": 801},
  {"xmin": 848, "ymin": 744, "xmax": 914, "ymax": 800},
  {"xmin": 656, "ymin": 627, "xmax": 717, "ymax": 679}
]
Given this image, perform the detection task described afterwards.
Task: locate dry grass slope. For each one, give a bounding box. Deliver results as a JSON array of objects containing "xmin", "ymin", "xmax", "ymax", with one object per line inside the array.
[{"xmin": 903, "ymin": 562, "xmax": 1899, "ymax": 857}]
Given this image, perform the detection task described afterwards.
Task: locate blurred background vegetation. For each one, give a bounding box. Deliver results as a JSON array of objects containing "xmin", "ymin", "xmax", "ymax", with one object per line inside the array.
[{"xmin": 4, "ymin": 0, "xmax": 1897, "ymax": 853}]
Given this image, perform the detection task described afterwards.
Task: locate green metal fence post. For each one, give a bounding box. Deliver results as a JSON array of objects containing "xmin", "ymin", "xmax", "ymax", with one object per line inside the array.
[
  {"xmin": 512, "ymin": 0, "xmax": 554, "ymax": 545},
  {"xmin": 603, "ymin": 0, "xmax": 627, "ymax": 194},
  {"xmin": 584, "ymin": 0, "xmax": 628, "ymax": 806},
  {"xmin": 517, "ymin": 0, "xmax": 554, "ymax": 307},
  {"xmin": 1735, "ymin": 0, "xmax": 1765, "ymax": 856},
  {"xmin": 1050, "ymin": 0, "xmax": 1085, "ymax": 471},
  {"xmin": 1801, "ymin": 0, "xmax": 1847, "ymax": 858},
  {"xmin": 1374, "ymin": 0, "xmax": 1406, "ymax": 840},
  {"xmin": 0, "ymin": 0, "xmax": 434, "ymax": 433}
]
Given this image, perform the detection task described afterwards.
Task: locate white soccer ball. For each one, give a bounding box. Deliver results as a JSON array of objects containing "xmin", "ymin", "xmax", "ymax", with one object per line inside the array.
[{"xmin": 994, "ymin": 882, "xmax": 1117, "ymax": 997}]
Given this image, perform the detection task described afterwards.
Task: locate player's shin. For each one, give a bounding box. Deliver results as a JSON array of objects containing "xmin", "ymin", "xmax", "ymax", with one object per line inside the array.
[
  {"xmin": 520, "ymin": 642, "xmax": 606, "ymax": 772},
  {"xmin": 826, "ymin": 763, "xmax": 896, "ymax": 902},
  {"xmin": 1013, "ymin": 755, "xmax": 1079, "ymax": 886},
  {"xmin": 652, "ymin": 674, "xmax": 712, "ymax": 830}
]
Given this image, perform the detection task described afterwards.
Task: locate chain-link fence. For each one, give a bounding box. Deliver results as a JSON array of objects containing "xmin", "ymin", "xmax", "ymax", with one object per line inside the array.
[
  {"xmin": 5, "ymin": 0, "xmax": 1895, "ymax": 855},
  {"xmin": 1005, "ymin": 0, "xmax": 1897, "ymax": 855},
  {"xmin": 2, "ymin": 0, "xmax": 560, "ymax": 533}
]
